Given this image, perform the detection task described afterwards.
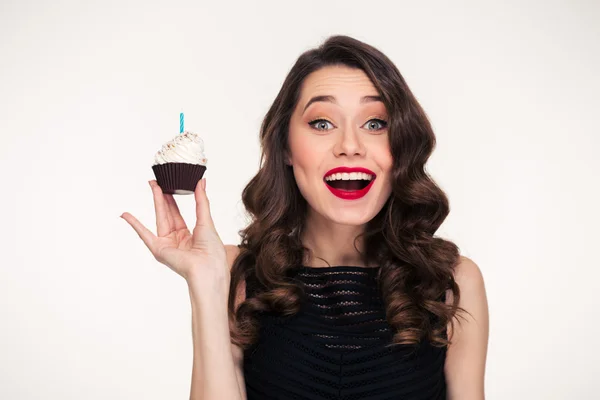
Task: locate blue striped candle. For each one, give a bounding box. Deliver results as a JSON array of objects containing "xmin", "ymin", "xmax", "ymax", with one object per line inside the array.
[{"xmin": 179, "ymin": 112, "xmax": 184, "ymax": 133}]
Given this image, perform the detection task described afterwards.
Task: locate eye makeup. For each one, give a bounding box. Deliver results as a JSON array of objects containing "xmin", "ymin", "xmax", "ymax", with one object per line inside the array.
[{"xmin": 307, "ymin": 116, "xmax": 388, "ymax": 132}]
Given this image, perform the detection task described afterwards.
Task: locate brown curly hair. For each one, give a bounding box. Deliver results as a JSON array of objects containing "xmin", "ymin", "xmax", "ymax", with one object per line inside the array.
[{"xmin": 227, "ymin": 34, "xmax": 462, "ymax": 349}]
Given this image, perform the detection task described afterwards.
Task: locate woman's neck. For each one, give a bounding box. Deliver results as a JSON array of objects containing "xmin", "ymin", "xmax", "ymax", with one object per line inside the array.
[{"xmin": 300, "ymin": 211, "xmax": 369, "ymax": 268}]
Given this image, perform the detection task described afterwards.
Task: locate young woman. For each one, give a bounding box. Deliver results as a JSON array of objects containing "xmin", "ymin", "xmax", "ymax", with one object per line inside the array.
[{"xmin": 122, "ymin": 35, "xmax": 489, "ymax": 400}]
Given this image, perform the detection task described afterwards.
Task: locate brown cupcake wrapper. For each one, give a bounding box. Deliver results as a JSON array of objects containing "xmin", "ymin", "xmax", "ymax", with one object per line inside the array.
[{"xmin": 151, "ymin": 163, "xmax": 206, "ymax": 195}]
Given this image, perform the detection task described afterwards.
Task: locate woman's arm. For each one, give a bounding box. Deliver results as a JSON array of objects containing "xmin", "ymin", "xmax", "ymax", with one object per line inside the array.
[
  {"xmin": 445, "ymin": 256, "xmax": 489, "ymax": 400},
  {"xmin": 188, "ymin": 244, "xmax": 246, "ymax": 400},
  {"xmin": 226, "ymin": 245, "xmax": 247, "ymax": 399}
]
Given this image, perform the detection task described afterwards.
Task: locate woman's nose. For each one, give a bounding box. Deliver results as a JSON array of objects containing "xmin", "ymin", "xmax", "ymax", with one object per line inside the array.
[{"xmin": 334, "ymin": 127, "xmax": 366, "ymax": 157}]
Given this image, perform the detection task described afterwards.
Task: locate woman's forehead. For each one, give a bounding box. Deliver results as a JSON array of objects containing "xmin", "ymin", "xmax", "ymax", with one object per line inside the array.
[
  {"xmin": 297, "ymin": 67, "xmax": 384, "ymax": 111},
  {"xmin": 301, "ymin": 66, "xmax": 377, "ymax": 96}
]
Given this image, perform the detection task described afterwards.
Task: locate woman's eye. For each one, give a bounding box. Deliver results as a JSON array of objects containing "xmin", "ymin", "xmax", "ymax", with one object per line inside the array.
[
  {"xmin": 308, "ymin": 118, "xmax": 388, "ymax": 132},
  {"xmin": 363, "ymin": 118, "xmax": 388, "ymax": 131},
  {"xmin": 308, "ymin": 119, "xmax": 334, "ymax": 131}
]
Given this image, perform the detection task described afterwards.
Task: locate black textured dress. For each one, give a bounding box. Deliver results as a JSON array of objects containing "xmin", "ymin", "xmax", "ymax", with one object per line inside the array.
[{"xmin": 243, "ymin": 265, "xmax": 447, "ymax": 400}]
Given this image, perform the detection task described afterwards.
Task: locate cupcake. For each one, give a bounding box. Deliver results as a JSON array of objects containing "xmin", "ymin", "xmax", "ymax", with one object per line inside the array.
[{"xmin": 151, "ymin": 131, "xmax": 207, "ymax": 195}]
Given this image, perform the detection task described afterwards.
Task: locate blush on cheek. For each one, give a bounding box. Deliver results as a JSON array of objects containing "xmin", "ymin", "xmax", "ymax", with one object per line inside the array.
[
  {"xmin": 292, "ymin": 137, "xmax": 317, "ymax": 162},
  {"xmin": 289, "ymin": 134, "xmax": 327, "ymax": 177}
]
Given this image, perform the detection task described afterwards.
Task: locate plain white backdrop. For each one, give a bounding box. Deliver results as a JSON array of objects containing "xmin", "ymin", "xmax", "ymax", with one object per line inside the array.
[{"xmin": 1, "ymin": 0, "xmax": 598, "ymax": 399}]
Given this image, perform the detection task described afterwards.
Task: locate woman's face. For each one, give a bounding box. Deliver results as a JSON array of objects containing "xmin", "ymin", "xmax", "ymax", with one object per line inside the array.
[{"xmin": 288, "ymin": 65, "xmax": 393, "ymax": 226}]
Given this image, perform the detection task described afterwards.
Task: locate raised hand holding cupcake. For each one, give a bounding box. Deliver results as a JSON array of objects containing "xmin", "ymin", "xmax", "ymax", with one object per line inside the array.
[
  {"xmin": 120, "ymin": 178, "xmax": 229, "ymax": 290},
  {"xmin": 121, "ymin": 114, "xmax": 227, "ymax": 291}
]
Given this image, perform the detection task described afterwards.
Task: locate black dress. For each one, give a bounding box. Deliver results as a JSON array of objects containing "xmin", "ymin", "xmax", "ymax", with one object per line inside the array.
[{"xmin": 243, "ymin": 265, "xmax": 447, "ymax": 400}]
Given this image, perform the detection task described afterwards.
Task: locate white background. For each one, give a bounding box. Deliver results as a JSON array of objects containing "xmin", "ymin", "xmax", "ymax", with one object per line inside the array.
[{"xmin": 1, "ymin": 0, "xmax": 598, "ymax": 399}]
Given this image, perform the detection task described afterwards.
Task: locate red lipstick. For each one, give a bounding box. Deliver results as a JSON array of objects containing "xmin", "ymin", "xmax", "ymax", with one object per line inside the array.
[{"xmin": 323, "ymin": 166, "xmax": 376, "ymax": 200}]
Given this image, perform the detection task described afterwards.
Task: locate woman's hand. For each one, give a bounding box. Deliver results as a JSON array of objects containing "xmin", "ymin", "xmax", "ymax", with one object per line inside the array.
[{"xmin": 121, "ymin": 179, "xmax": 229, "ymax": 289}]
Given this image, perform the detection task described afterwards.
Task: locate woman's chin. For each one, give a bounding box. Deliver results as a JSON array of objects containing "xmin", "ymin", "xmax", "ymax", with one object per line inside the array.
[{"xmin": 323, "ymin": 208, "xmax": 377, "ymax": 227}]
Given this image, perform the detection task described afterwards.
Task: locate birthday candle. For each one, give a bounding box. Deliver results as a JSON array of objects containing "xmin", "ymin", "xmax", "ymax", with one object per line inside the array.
[{"xmin": 180, "ymin": 112, "xmax": 184, "ymax": 133}]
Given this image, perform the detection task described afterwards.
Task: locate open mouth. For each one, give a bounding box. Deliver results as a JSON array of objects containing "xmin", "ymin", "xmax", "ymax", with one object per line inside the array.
[
  {"xmin": 323, "ymin": 167, "xmax": 376, "ymax": 200},
  {"xmin": 324, "ymin": 173, "xmax": 373, "ymax": 191}
]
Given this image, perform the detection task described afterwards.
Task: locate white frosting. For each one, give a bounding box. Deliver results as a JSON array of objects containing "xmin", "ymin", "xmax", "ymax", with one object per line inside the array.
[{"xmin": 153, "ymin": 131, "xmax": 207, "ymax": 166}]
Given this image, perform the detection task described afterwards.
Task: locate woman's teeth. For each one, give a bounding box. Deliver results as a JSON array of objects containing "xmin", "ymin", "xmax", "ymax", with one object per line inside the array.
[{"xmin": 325, "ymin": 172, "xmax": 373, "ymax": 181}]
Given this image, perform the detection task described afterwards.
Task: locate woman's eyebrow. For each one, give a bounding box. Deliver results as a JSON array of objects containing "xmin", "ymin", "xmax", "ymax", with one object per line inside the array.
[{"xmin": 302, "ymin": 95, "xmax": 383, "ymax": 113}]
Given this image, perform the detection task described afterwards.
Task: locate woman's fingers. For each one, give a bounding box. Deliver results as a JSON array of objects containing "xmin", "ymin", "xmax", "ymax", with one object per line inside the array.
[
  {"xmin": 164, "ymin": 193, "xmax": 187, "ymax": 231},
  {"xmin": 149, "ymin": 180, "xmax": 173, "ymax": 237},
  {"xmin": 121, "ymin": 212, "xmax": 157, "ymax": 253},
  {"xmin": 194, "ymin": 178, "xmax": 215, "ymax": 229}
]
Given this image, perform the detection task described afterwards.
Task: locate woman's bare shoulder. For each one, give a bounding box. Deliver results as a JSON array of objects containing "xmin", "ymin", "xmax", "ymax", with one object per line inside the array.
[
  {"xmin": 445, "ymin": 255, "xmax": 485, "ymax": 305},
  {"xmin": 224, "ymin": 244, "xmax": 246, "ymax": 308},
  {"xmin": 224, "ymin": 244, "xmax": 242, "ymax": 269},
  {"xmin": 454, "ymin": 255, "xmax": 485, "ymax": 291}
]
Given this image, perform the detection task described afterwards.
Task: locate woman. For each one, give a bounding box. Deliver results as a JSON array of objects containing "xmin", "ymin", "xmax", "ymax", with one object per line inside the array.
[{"xmin": 122, "ymin": 35, "xmax": 489, "ymax": 400}]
